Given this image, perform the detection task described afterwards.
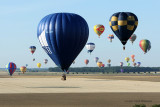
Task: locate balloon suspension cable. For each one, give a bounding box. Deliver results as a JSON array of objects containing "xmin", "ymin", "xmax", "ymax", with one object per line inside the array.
[
  {"xmin": 64, "ymin": 70, "xmax": 67, "ymax": 74},
  {"xmin": 123, "ymin": 46, "xmax": 125, "ymax": 50}
]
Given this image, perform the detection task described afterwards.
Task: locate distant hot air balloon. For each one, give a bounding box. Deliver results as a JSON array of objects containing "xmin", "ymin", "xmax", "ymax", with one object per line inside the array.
[
  {"xmin": 108, "ymin": 59, "xmax": 111, "ymax": 64},
  {"xmin": 120, "ymin": 62, "xmax": 123, "ymax": 67},
  {"xmin": 132, "ymin": 59, "xmax": 135, "ymax": 63},
  {"xmin": 30, "ymin": 46, "xmax": 36, "ymax": 61},
  {"xmin": 94, "ymin": 24, "xmax": 105, "ymax": 38},
  {"xmin": 26, "ymin": 64, "xmax": 28, "ymax": 67},
  {"xmin": 86, "ymin": 43, "xmax": 95, "ymax": 54},
  {"xmin": 108, "ymin": 34, "xmax": 114, "ymax": 42},
  {"xmin": 139, "ymin": 39, "xmax": 151, "ymax": 54},
  {"xmin": 131, "ymin": 55, "xmax": 135, "ymax": 59},
  {"xmin": 125, "ymin": 57, "xmax": 130, "ymax": 63},
  {"xmin": 129, "ymin": 34, "xmax": 137, "ymax": 44},
  {"xmin": 127, "ymin": 63, "xmax": 130, "ymax": 66},
  {"xmin": 6, "ymin": 62, "xmax": 16, "ymax": 76},
  {"xmin": 97, "ymin": 61, "xmax": 103, "ymax": 67},
  {"xmin": 137, "ymin": 62, "xmax": 141, "ymax": 67},
  {"xmin": 94, "ymin": 57, "xmax": 99, "ymax": 63},
  {"xmin": 20, "ymin": 66, "xmax": 27, "ymax": 74},
  {"xmin": 101, "ymin": 64, "xmax": 105, "ymax": 68},
  {"xmin": 133, "ymin": 63, "xmax": 136, "ymax": 67},
  {"xmin": 37, "ymin": 13, "xmax": 89, "ymax": 72},
  {"xmin": 29, "ymin": 46, "xmax": 36, "ymax": 54},
  {"xmin": 44, "ymin": 59, "xmax": 48, "ymax": 64},
  {"xmin": 109, "ymin": 12, "xmax": 138, "ymax": 50},
  {"xmin": 37, "ymin": 63, "xmax": 41, "ymax": 68},
  {"xmin": 85, "ymin": 59, "xmax": 89, "ymax": 65}
]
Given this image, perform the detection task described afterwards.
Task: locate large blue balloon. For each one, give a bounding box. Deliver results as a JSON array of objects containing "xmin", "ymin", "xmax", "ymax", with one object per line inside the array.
[{"xmin": 37, "ymin": 13, "xmax": 89, "ymax": 71}]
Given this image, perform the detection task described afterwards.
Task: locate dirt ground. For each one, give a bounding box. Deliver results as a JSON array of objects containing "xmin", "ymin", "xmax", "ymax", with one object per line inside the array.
[
  {"xmin": 0, "ymin": 93, "xmax": 160, "ymax": 107},
  {"xmin": 0, "ymin": 74, "xmax": 160, "ymax": 106}
]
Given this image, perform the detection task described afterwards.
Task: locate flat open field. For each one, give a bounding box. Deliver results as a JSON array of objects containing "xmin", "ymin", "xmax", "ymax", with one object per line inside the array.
[{"xmin": 1, "ymin": 72, "xmax": 160, "ymax": 106}]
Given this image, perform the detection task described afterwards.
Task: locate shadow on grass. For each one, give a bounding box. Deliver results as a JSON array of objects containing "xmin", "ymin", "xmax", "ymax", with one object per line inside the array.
[
  {"xmin": 85, "ymin": 79, "xmax": 117, "ymax": 81},
  {"xmin": 26, "ymin": 86, "xmax": 80, "ymax": 88}
]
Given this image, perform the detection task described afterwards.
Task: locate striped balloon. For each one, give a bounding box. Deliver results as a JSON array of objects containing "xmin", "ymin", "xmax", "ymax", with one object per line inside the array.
[
  {"xmin": 6, "ymin": 62, "xmax": 17, "ymax": 76},
  {"xmin": 29, "ymin": 46, "xmax": 36, "ymax": 54},
  {"xmin": 109, "ymin": 12, "xmax": 138, "ymax": 50},
  {"xmin": 86, "ymin": 43, "xmax": 95, "ymax": 54},
  {"xmin": 139, "ymin": 39, "xmax": 151, "ymax": 54}
]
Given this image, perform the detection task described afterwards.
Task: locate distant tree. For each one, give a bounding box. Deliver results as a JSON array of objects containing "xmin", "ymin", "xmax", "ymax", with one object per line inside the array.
[{"xmin": 152, "ymin": 104, "xmax": 160, "ymax": 107}]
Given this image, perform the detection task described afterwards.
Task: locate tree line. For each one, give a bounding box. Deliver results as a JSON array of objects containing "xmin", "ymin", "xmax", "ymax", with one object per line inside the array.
[{"xmin": 48, "ymin": 66, "xmax": 160, "ymax": 73}]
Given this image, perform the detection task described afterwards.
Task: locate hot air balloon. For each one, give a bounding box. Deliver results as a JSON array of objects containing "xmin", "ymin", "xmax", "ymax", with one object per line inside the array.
[
  {"xmin": 129, "ymin": 34, "xmax": 137, "ymax": 44},
  {"xmin": 94, "ymin": 57, "xmax": 99, "ymax": 63},
  {"xmin": 109, "ymin": 12, "xmax": 138, "ymax": 50},
  {"xmin": 125, "ymin": 57, "xmax": 130, "ymax": 63},
  {"xmin": 120, "ymin": 62, "xmax": 123, "ymax": 67},
  {"xmin": 131, "ymin": 55, "xmax": 135, "ymax": 59},
  {"xmin": 29, "ymin": 46, "xmax": 36, "ymax": 54},
  {"xmin": 101, "ymin": 64, "xmax": 105, "ymax": 68},
  {"xmin": 139, "ymin": 39, "xmax": 151, "ymax": 54},
  {"xmin": 37, "ymin": 63, "xmax": 41, "ymax": 68},
  {"xmin": 26, "ymin": 64, "xmax": 28, "ymax": 67},
  {"xmin": 108, "ymin": 34, "xmax": 114, "ymax": 42},
  {"xmin": 94, "ymin": 24, "xmax": 105, "ymax": 38},
  {"xmin": 44, "ymin": 59, "xmax": 48, "ymax": 64},
  {"xmin": 97, "ymin": 61, "xmax": 103, "ymax": 67},
  {"xmin": 132, "ymin": 59, "xmax": 135, "ymax": 63},
  {"xmin": 20, "ymin": 66, "xmax": 27, "ymax": 74},
  {"xmin": 108, "ymin": 59, "xmax": 111, "ymax": 64},
  {"xmin": 6, "ymin": 62, "xmax": 16, "ymax": 76},
  {"xmin": 133, "ymin": 63, "xmax": 136, "ymax": 67},
  {"xmin": 86, "ymin": 43, "xmax": 95, "ymax": 54},
  {"xmin": 30, "ymin": 46, "xmax": 36, "ymax": 61},
  {"xmin": 85, "ymin": 59, "xmax": 89, "ymax": 65},
  {"xmin": 37, "ymin": 13, "xmax": 89, "ymax": 72},
  {"xmin": 137, "ymin": 62, "xmax": 141, "ymax": 67},
  {"xmin": 127, "ymin": 63, "xmax": 130, "ymax": 66}
]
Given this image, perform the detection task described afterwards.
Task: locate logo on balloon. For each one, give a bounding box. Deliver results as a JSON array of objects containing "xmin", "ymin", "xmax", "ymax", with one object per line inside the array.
[{"xmin": 38, "ymin": 30, "xmax": 52, "ymax": 54}]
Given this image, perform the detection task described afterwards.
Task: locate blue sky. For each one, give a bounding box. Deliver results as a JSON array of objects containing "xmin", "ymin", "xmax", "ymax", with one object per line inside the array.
[{"xmin": 0, "ymin": 0, "xmax": 160, "ymax": 68}]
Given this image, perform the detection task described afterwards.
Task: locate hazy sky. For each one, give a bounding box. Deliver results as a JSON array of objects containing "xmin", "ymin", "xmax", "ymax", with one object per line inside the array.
[{"xmin": 0, "ymin": 0, "xmax": 160, "ymax": 68}]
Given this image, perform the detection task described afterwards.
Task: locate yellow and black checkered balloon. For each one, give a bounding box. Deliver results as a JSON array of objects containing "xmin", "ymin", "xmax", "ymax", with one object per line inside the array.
[{"xmin": 109, "ymin": 12, "xmax": 138, "ymax": 45}]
